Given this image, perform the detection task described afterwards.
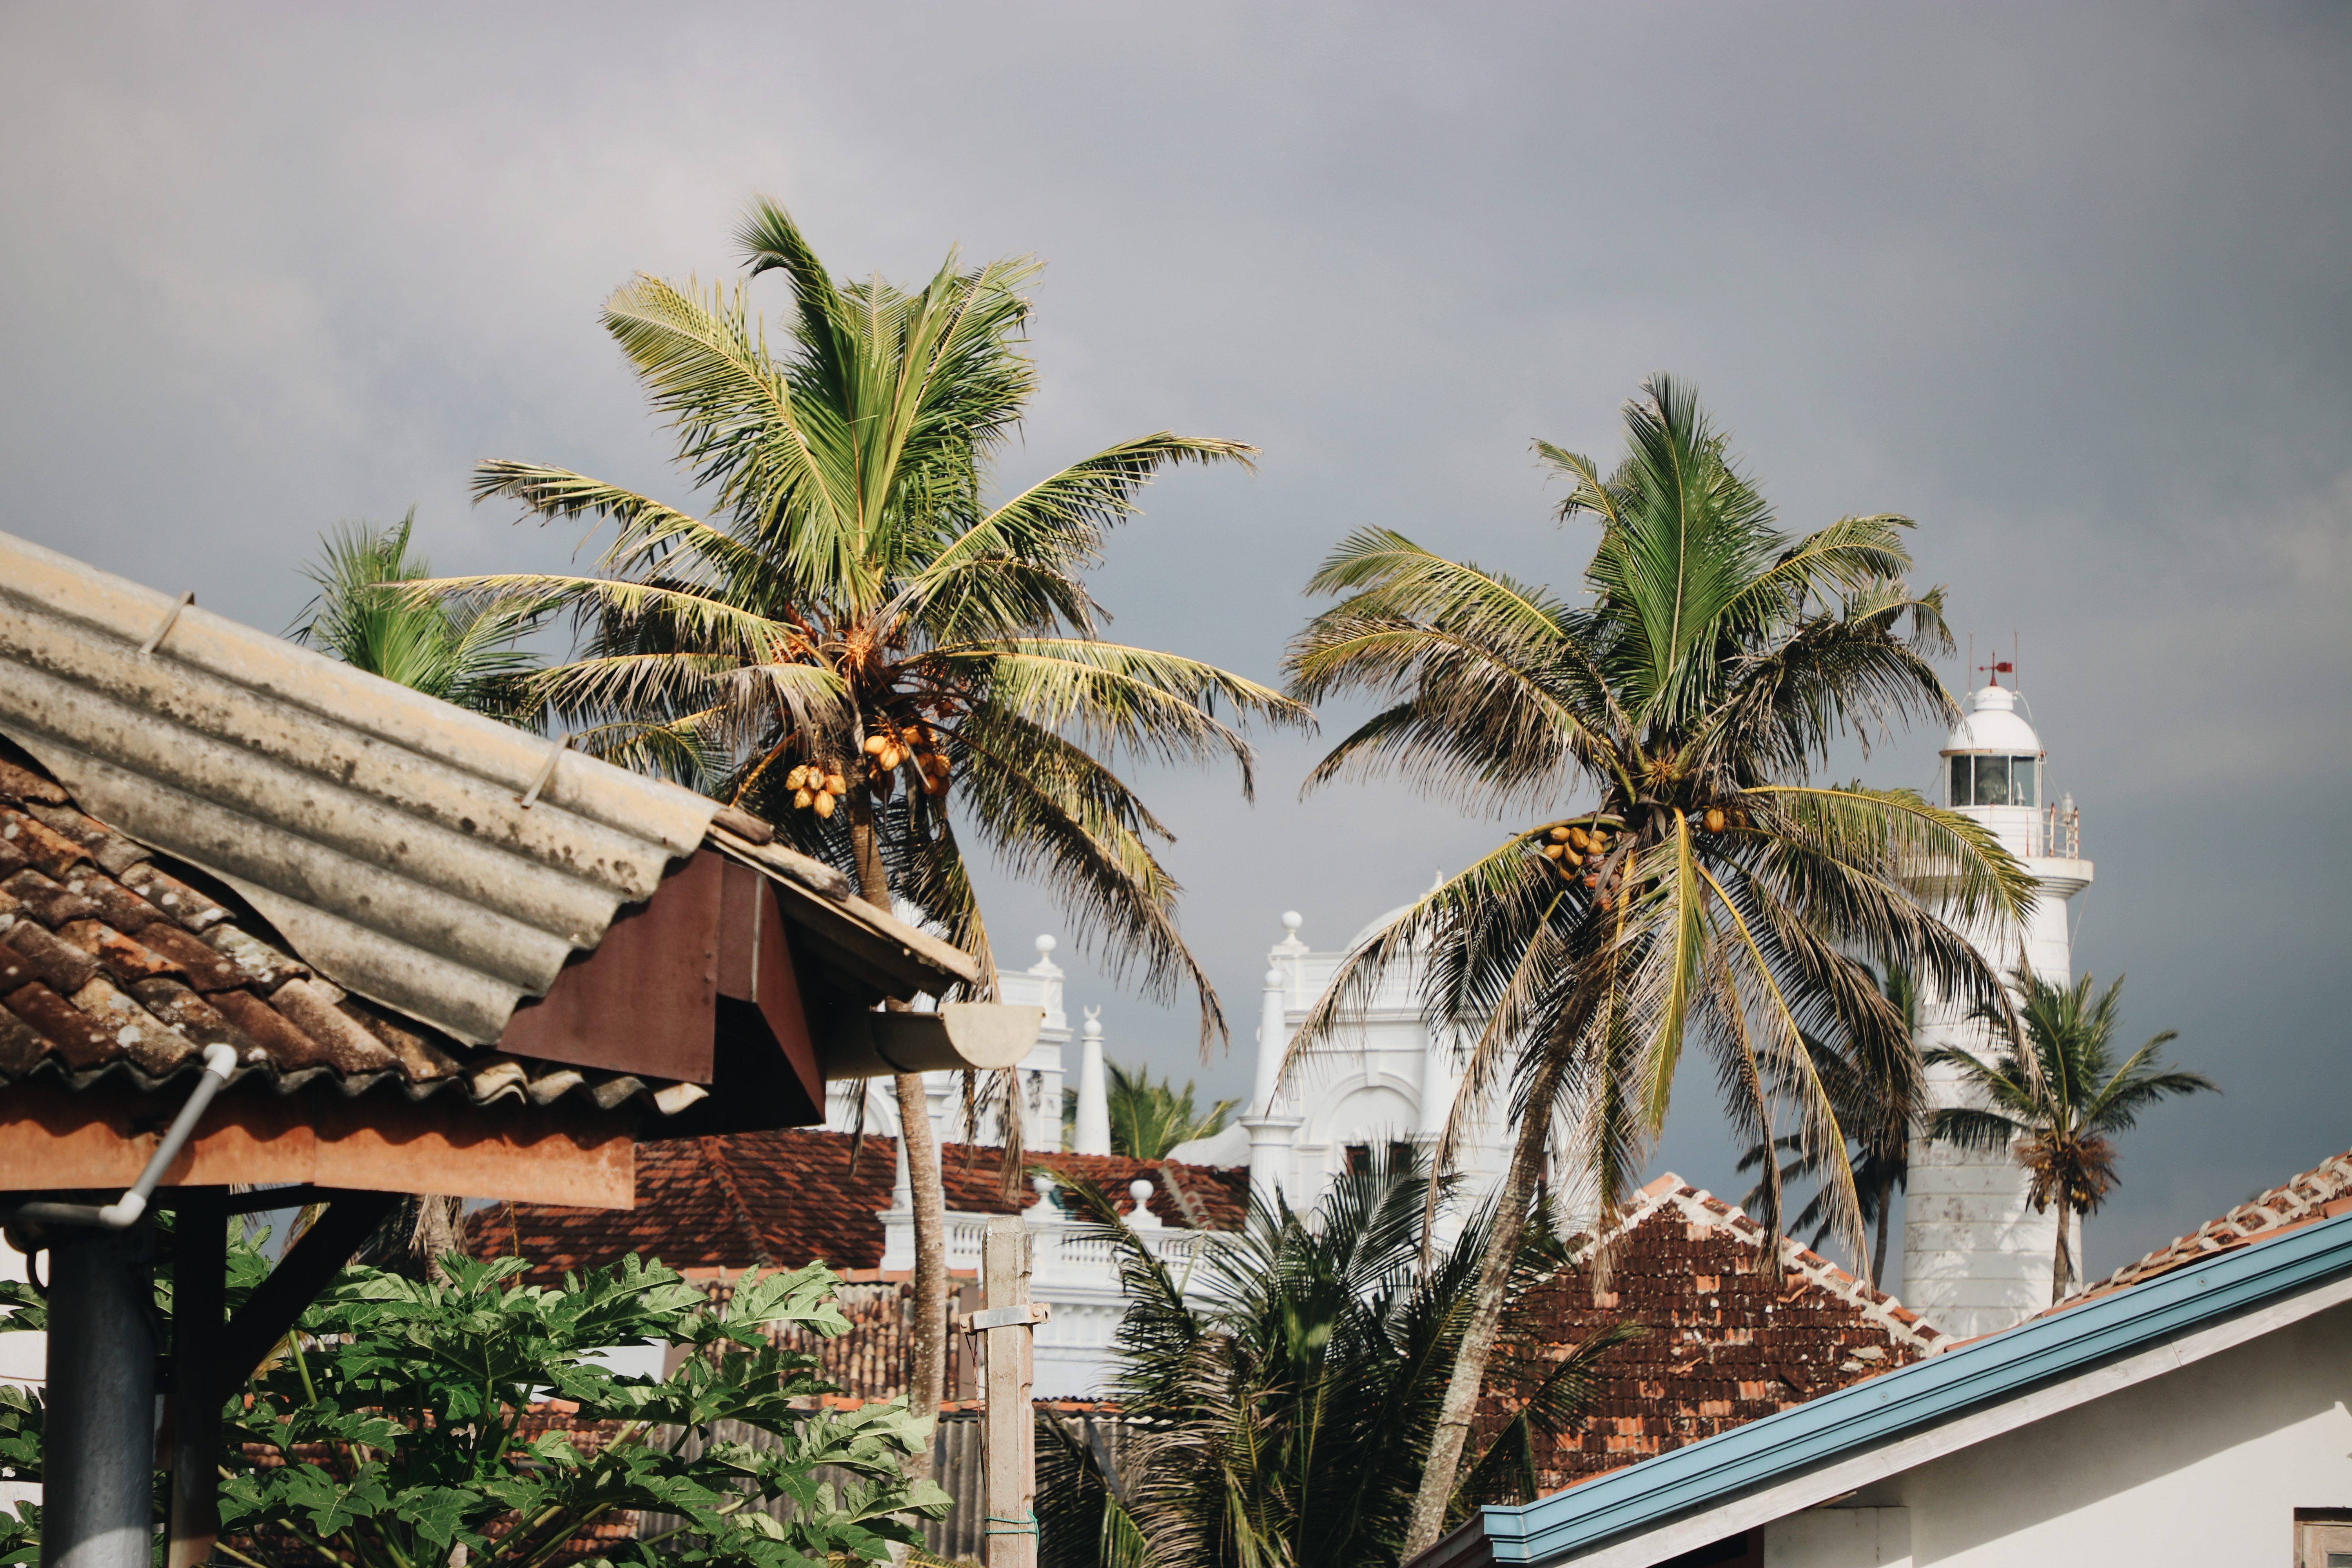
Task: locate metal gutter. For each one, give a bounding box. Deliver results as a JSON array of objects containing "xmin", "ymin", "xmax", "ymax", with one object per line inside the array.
[
  {"xmin": 0, "ymin": 529, "xmax": 716, "ymax": 1045},
  {"xmin": 1447, "ymin": 1207, "xmax": 2352, "ymax": 1566}
]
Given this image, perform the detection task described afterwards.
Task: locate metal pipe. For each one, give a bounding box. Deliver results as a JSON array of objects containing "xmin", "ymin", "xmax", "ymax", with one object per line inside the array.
[
  {"xmin": 41, "ymin": 1223, "xmax": 157, "ymax": 1568},
  {"xmin": 10, "ymin": 1044, "xmax": 238, "ymax": 1230}
]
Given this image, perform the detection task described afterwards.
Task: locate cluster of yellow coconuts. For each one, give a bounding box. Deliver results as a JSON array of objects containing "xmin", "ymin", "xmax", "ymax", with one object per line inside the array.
[
  {"xmin": 864, "ymin": 722, "xmax": 952, "ymax": 797},
  {"xmin": 1541, "ymin": 823, "xmax": 1615, "ymax": 884},
  {"xmin": 784, "ymin": 763, "xmax": 849, "ymax": 818},
  {"xmin": 783, "ymin": 722, "xmax": 953, "ymax": 819}
]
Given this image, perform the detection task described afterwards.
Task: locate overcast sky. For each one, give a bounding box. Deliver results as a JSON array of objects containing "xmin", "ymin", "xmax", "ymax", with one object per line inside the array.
[{"xmin": 4, "ymin": 2, "xmax": 2347, "ymax": 1284}]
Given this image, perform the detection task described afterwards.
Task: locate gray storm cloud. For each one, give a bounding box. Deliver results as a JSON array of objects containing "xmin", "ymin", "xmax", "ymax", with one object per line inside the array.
[{"xmin": 2, "ymin": 0, "xmax": 2345, "ymax": 1281}]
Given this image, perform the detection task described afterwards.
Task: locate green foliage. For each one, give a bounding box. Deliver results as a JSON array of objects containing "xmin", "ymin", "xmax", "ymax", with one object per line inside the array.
[
  {"xmin": 1103, "ymin": 1061, "xmax": 1237, "ymax": 1160},
  {"xmin": 1285, "ymin": 375, "xmax": 2035, "ymax": 1259},
  {"xmin": 291, "ymin": 510, "xmax": 546, "ymax": 722},
  {"xmin": 1036, "ymin": 1150, "xmax": 1633, "ymax": 1568},
  {"xmin": 426, "ymin": 200, "xmax": 1308, "ymax": 1050},
  {"xmin": 1284, "ymin": 377, "xmax": 2039, "ymax": 1541},
  {"xmin": 1739, "ymin": 959, "xmax": 1927, "ymax": 1287},
  {"xmin": 0, "ymin": 1223, "xmax": 947, "ymax": 1568}
]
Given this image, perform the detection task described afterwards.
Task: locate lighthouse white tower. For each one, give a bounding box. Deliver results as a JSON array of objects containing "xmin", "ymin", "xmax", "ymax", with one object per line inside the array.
[{"xmin": 1900, "ymin": 679, "xmax": 2093, "ymax": 1338}]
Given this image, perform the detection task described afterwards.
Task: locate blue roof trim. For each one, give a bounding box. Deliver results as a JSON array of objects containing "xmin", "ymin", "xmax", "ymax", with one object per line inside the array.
[{"xmin": 1465, "ymin": 1207, "xmax": 2352, "ymax": 1565}]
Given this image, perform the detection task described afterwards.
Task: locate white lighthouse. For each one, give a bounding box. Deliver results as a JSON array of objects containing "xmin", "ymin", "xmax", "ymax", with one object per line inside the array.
[{"xmin": 1900, "ymin": 679, "xmax": 2092, "ymax": 1338}]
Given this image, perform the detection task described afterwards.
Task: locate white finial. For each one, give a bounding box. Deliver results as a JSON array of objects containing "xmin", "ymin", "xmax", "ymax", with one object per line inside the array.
[
  {"xmin": 1083, "ymin": 1006, "xmax": 1102, "ymax": 1040},
  {"xmin": 1129, "ymin": 1178, "xmax": 1154, "ymax": 1203},
  {"xmin": 1264, "ymin": 968, "xmax": 1285, "ymax": 989},
  {"xmin": 1281, "ymin": 911, "xmax": 1302, "ymax": 933},
  {"xmin": 1127, "ymin": 1177, "xmax": 1163, "ymax": 1229},
  {"xmin": 1032, "ymin": 1173, "xmax": 1057, "ymax": 1205},
  {"xmin": 1035, "ymin": 933, "xmax": 1057, "ymax": 956}
]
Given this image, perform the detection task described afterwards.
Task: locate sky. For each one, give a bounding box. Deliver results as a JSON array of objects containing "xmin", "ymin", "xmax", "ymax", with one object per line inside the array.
[{"xmin": 2, "ymin": 1, "xmax": 2347, "ymax": 1285}]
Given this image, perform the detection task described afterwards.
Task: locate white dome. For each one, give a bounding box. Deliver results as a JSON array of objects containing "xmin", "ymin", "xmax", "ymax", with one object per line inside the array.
[
  {"xmin": 1347, "ymin": 904, "xmax": 1419, "ymax": 951},
  {"xmin": 1944, "ymin": 684, "xmax": 2043, "ymax": 755}
]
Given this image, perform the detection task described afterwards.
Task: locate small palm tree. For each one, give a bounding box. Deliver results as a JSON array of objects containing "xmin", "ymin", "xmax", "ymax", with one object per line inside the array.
[
  {"xmin": 1104, "ymin": 1060, "xmax": 1239, "ymax": 1160},
  {"xmin": 1739, "ymin": 959, "xmax": 1925, "ymax": 1289},
  {"xmin": 1929, "ymin": 968, "xmax": 2216, "ymax": 1303},
  {"xmin": 291, "ymin": 510, "xmax": 541, "ymax": 721},
  {"xmin": 424, "ymin": 200, "xmax": 1306, "ymax": 1442},
  {"xmin": 1038, "ymin": 1149, "xmax": 1632, "ymax": 1568},
  {"xmin": 1283, "ymin": 376, "xmax": 2034, "ymax": 1551},
  {"xmin": 291, "ymin": 512, "xmax": 544, "ymax": 1274}
]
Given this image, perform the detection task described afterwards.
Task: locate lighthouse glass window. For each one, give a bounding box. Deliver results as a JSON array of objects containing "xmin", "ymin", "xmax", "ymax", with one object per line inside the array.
[{"xmin": 1948, "ymin": 756, "xmax": 2040, "ymax": 808}]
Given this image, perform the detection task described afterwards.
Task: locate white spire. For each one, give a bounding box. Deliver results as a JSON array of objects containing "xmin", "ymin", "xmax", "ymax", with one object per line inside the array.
[
  {"xmin": 1252, "ymin": 965, "xmax": 1290, "ymax": 1116},
  {"xmin": 1073, "ymin": 1007, "xmax": 1111, "ymax": 1155}
]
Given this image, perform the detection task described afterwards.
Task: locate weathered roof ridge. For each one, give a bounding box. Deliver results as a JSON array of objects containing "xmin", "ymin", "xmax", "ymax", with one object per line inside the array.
[
  {"xmin": 2056, "ymin": 1147, "xmax": 2352, "ymax": 1307},
  {"xmin": 1586, "ymin": 1174, "xmax": 1945, "ymax": 1350}
]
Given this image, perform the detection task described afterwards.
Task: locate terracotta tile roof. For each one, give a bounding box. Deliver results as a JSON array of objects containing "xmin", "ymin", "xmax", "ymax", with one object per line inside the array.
[
  {"xmin": 0, "ymin": 741, "xmax": 699, "ymax": 1118},
  {"xmin": 1479, "ymin": 1173, "xmax": 1946, "ymax": 1496},
  {"xmin": 463, "ymin": 1127, "xmax": 1250, "ymax": 1285},
  {"xmin": 466, "ymin": 1131, "xmax": 893, "ymax": 1279},
  {"xmin": 2054, "ymin": 1147, "xmax": 2352, "ymax": 1308}
]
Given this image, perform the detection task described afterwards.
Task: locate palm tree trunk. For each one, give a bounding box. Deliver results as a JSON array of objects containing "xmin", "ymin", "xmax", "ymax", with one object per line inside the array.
[
  {"xmin": 1869, "ymin": 1181, "xmax": 1891, "ymax": 1293},
  {"xmin": 2050, "ymin": 1195, "xmax": 2074, "ymax": 1307},
  {"xmin": 1402, "ymin": 1046, "xmax": 1570, "ymax": 1558},
  {"xmin": 850, "ymin": 797, "xmax": 949, "ymax": 1478}
]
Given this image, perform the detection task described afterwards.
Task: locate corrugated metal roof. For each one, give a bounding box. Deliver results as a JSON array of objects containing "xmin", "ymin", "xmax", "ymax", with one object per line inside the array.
[
  {"xmin": 0, "ymin": 529, "xmax": 719, "ymax": 1046},
  {"xmin": 1425, "ymin": 1205, "xmax": 2352, "ymax": 1567}
]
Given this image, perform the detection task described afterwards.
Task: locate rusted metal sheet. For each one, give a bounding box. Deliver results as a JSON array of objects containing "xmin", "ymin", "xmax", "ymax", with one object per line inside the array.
[
  {"xmin": 498, "ymin": 850, "xmax": 722, "ymax": 1082},
  {"xmin": 0, "ymin": 529, "xmax": 717, "ymax": 1046},
  {"xmin": 0, "ymin": 1073, "xmax": 635, "ymax": 1207}
]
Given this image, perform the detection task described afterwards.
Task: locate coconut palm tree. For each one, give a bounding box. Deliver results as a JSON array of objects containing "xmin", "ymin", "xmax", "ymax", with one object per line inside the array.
[
  {"xmin": 292, "ymin": 513, "xmax": 544, "ymax": 1274},
  {"xmin": 1929, "ymin": 968, "xmax": 2216, "ymax": 1303},
  {"xmin": 423, "ymin": 200, "xmax": 1307, "ymax": 1452},
  {"xmin": 1104, "ymin": 1060, "xmax": 1240, "ymax": 1160},
  {"xmin": 1282, "ymin": 375, "xmax": 2036, "ymax": 1552},
  {"xmin": 1037, "ymin": 1148, "xmax": 1633, "ymax": 1568},
  {"xmin": 1738, "ymin": 958, "xmax": 1925, "ymax": 1289}
]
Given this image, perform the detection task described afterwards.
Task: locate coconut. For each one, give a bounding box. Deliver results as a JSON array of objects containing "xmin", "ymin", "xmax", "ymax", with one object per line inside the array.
[
  {"xmin": 881, "ymin": 745, "xmax": 903, "ymax": 769},
  {"xmin": 864, "ymin": 735, "xmax": 888, "ymax": 755},
  {"xmin": 1704, "ymin": 808, "xmax": 1726, "ymax": 833},
  {"xmin": 814, "ymin": 792, "xmax": 837, "ymax": 818},
  {"xmin": 1550, "ymin": 826, "xmax": 1572, "ymax": 843},
  {"xmin": 824, "ymin": 773, "xmax": 846, "ymax": 795},
  {"xmin": 1543, "ymin": 843, "xmax": 1565, "ymax": 860},
  {"xmin": 793, "ymin": 788, "xmax": 813, "ymax": 810}
]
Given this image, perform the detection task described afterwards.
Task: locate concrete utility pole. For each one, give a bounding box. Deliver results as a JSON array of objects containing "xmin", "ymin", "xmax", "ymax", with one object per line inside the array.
[
  {"xmin": 977, "ymin": 1216, "xmax": 1042, "ymax": 1568},
  {"xmin": 42, "ymin": 1223, "xmax": 157, "ymax": 1568}
]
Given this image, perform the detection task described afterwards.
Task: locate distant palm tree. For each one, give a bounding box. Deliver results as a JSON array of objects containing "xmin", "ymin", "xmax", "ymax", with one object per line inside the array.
[
  {"xmin": 1037, "ymin": 1149, "xmax": 1633, "ymax": 1568},
  {"xmin": 292, "ymin": 512, "xmax": 543, "ymax": 1274},
  {"xmin": 425, "ymin": 200, "xmax": 1306, "ymax": 1448},
  {"xmin": 1929, "ymin": 968, "xmax": 2216, "ymax": 1303},
  {"xmin": 291, "ymin": 510, "xmax": 541, "ymax": 720},
  {"xmin": 1103, "ymin": 1060, "xmax": 1239, "ymax": 1160},
  {"xmin": 1282, "ymin": 377, "xmax": 2033, "ymax": 1552},
  {"xmin": 1739, "ymin": 959, "xmax": 1925, "ymax": 1289}
]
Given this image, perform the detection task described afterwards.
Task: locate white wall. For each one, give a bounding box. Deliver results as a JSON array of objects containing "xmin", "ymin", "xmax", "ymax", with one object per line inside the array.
[{"xmin": 1767, "ymin": 1299, "xmax": 2352, "ymax": 1565}]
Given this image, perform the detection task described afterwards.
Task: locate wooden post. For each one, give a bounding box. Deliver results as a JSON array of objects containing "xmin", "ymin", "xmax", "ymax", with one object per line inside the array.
[
  {"xmin": 167, "ymin": 1189, "xmax": 227, "ymax": 1568},
  {"xmin": 979, "ymin": 1216, "xmax": 1037, "ymax": 1568}
]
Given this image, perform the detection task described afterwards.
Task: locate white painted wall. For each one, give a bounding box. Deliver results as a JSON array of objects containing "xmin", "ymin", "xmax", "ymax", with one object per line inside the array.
[{"xmin": 1765, "ymin": 1299, "xmax": 2352, "ymax": 1565}]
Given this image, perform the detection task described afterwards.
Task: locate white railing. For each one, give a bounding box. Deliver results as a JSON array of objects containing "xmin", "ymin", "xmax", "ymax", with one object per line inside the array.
[
  {"xmin": 937, "ymin": 1213, "xmax": 1229, "ymax": 1279},
  {"xmin": 2034, "ymin": 799, "xmax": 2083, "ymax": 859}
]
